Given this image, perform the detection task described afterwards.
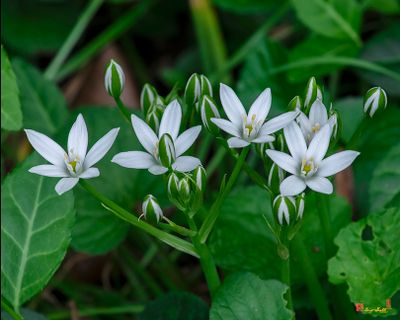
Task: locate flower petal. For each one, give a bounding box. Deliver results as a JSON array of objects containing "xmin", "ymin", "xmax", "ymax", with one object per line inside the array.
[
  {"xmin": 260, "ymin": 111, "xmax": 299, "ymax": 135},
  {"xmin": 159, "ymin": 100, "xmax": 182, "ymax": 140},
  {"xmin": 297, "ymin": 112, "xmax": 312, "ymax": 138},
  {"xmin": 306, "ymin": 176, "xmax": 333, "ymax": 194},
  {"xmin": 210, "ymin": 118, "xmax": 241, "ymax": 137},
  {"xmin": 131, "ymin": 114, "xmax": 158, "ymax": 154},
  {"xmin": 112, "ymin": 151, "xmax": 156, "ymax": 169},
  {"xmin": 24, "ymin": 129, "xmax": 65, "ymax": 166},
  {"xmin": 84, "ymin": 128, "xmax": 120, "ymax": 168},
  {"xmin": 175, "ymin": 126, "xmax": 202, "ymax": 157},
  {"xmin": 219, "ymin": 83, "xmax": 246, "ymax": 126},
  {"xmin": 266, "ymin": 150, "xmax": 298, "ymax": 175},
  {"xmin": 55, "ymin": 178, "xmax": 79, "ymax": 195},
  {"xmin": 227, "ymin": 137, "xmax": 250, "ymax": 148},
  {"xmin": 283, "ymin": 122, "xmax": 307, "ymax": 162},
  {"xmin": 309, "ymin": 99, "xmax": 328, "ymax": 125},
  {"xmin": 318, "ymin": 150, "xmax": 360, "ymax": 177},
  {"xmin": 280, "ymin": 175, "xmax": 306, "ymax": 196},
  {"xmin": 306, "ymin": 123, "xmax": 331, "ymax": 162},
  {"xmin": 248, "ymin": 88, "xmax": 271, "ymax": 123},
  {"xmin": 68, "ymin": 114, "xmax": 88, "ymax": 159},
  {"xmin": 252, "ymin": 134, "xmax": 275, "ymax": 144},
  {"xmin": 29, "ymin": 165, "xmax": 69, "ymax": 177},
  {"xmin": 79, "ymin": 167, "xmax": 100, "ymax": 179},
  {"xmin": 172, "ymin": 156, "xmax": 201, "ymax": 172},
  {"xmin": 148, "ymin": 165, "xmax": 168, "ymax": 175}
]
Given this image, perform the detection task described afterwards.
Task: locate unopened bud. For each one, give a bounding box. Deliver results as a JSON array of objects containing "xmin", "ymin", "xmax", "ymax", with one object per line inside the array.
[
  {"xmin": 193, "ymin": 166, "xmax": 207, "ymax": 191},
  {"xmin": 141, "ymin": 84, "xmax": 162, "ymax": 115},
  {"xmin": 288, "ymin": 96, "xmax": 302, "ymax": 111},
  {"xmin": 178, "ymin": 177, "xmax": 191, "ymax": 204},
  {"xmin": 146, "ymin": 104, "xmax": 164, "ymax": 133},
  {"xmin": 200, "ymin": 74, "xmax": 213, "ymax": 97},
  {"xmin": 104, "ymin": 59, "xmax": 125, "ymax": 98},
  {"xmin": 296, "ymin": 193, "xmax": 305, "ymax": 220},
  {"xmin": 363, "ymin": 87, "xmax": 387, "ymax": 117},
  {"xmin": 200, "ymin": 95, "xmax": 220, "ymax": 134},
  {"xmin": 328, "ymin": 105, "xmax": 340, "ymax": 142},
  {"xmin": 142, "ymin": 195, "xmax": 163, "ymax": 224},
  {"xmin": 267, "ymin": 163, "xmax": 284, "ymax": 195},
  {"xmin": 158, "ymin": 133, "xmax": 176, "ymax": 168},
  {"xmin": 273, "ymin": 195, "xmax": 296, "ymax": 226},
  {"xmin": 185, "ymin": 73, "xmax": 213, "ymax": 106},
  {"xmin": 304, "ymin": 77, "xmax": 319, "ymax": 112}
]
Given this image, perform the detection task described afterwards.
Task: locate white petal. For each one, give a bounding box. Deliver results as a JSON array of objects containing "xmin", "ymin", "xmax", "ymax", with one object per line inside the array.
[
  {"xmin": 24, "ymin": 129, "xmax": 65, "ymax": 166},
  {"xmin": 148, "ymin": 165, "xmax": 168, "ymax": 175},
  {"xmin": 80, "ymin": 167, "xmax": 100, "ymax": 179},
  {"xmin": 172, "ymin": 156, "xmax": 201, "ymax": 172},
  {"xmin": 55, "ymin": 178, "xmax": 79, "ymax": 195},
  {"xmin": 159, "ymin": 100, "xmax": 182, "ymax": 140},
  {"xmin": 318, "ymin": 150, "xmax": 360, "ymax": 177},
  {"xmin": 227, "ymin": 137, "xmax": 250, "ymax": 148},
  {"xmin": 68, "ymin": 114, "xmax": 88, "ymax": 159},
  {"xmin": 112, "ymin": 151, "xmax": 155, "ymax": 169},
  {"xmin": 283, "ymin": 122, "xmax": 307, "ymax": 162},
  {"xmin": 260, "ymin": 111, "xmax": 299, "ymax": 135},
  {"xmin": 248, "ymin": 88, "xmax": 271, "ymax": 123},
  {"xmin": 297, "ymin": 112, "xmax": 312, "ymax": 137},
  {"xmin": 266, "ymin": 150, "xmax": 298, "ymax": 175},
  {"xmin": 309, "ymin": 99, "xmax": 328, "ymax": 125},
  {"xmin": 306, "ymin": 123, "xmax": 331, "ymax": 162},
  {"xmin": 252, "ymin": 134, "xmax": 275, "ymax": 144},
  {"xmin": 29, "ymin": 165, "xmax": 69, "ymax": 177},
  {"xmin": 131, "ymin": 114, "xmax": 158, "ymax": 154},
  {"xmin": 175, "ymin": 126, "xmax": 201, "ymax": 157},
  {"xmin": 219, "ymin": 83, "xmax": 246, "ymax": 126},
  {"xmin": 280, "ymin": 175, "xmax": 306, "ymax": 196},
  {"xmin": 306, "ymin": 176, "xmax": 333, "ymax": 194},
  {"xmin": 84, "ymin": 128, "xmax": 120, "ymax": 168},
  {"xmin": 211, "ymin": 118, "xmax": 241, "ymax": 137}
]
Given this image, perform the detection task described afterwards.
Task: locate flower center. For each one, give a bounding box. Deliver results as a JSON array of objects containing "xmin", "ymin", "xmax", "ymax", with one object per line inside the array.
[
  {"xmin": 301, "ymin": 158, "xmax": 317, "ymax": 177},
  {"xmin": 65, "ymin": 150, "xmax": 82, "ymax": 176},
  {"xmin": 243, "ymin": 114, "xmax": 260, "ymax": 140},
  {"xmin": 311, "ymin": 122, "xmax": 321, "ymax": 133}
]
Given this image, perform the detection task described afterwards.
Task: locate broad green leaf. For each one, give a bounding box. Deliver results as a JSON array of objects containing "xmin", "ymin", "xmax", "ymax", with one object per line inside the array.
[
  {"xmin": 328, "ymin": 208, "xmax": 400, "ymax": 315},
  {"xmin": 291, "ymin": 0, "xmax": 362, "ymax": 45},
  {"xmin": 1, "ymin": 46, "xmax": 22, "ymax": 131},
  {"xmin": 210, "ymin": 272, "xmax": 293, "ymax": 320},
  {"xmin": 139, "ymin": 292, "xmax": 209, "ymax": 320},
  {"xmin": 334, "ymin": 97, "xmax": 363, "ymax": 143},
  {"xmin": 369, "ymin": 145, "xmax": 400, "ymax": 212},
  {"xmin": 209, "ymin": 186, "xmax": 351, "ymax": 283},
  {"xmin": 12, "ymin": 59, "xmax": 68, "ymax": 135},
  {"xmin": 2, "ymin": 308, "xmax": 47, "ymax": 320},
  {"xmin": 1, "ymin": 155, "xmax": 75, "ymax": 310},
  {"xmin": 212, "ymin": 0, "xmax": 278, "ymax": 13},
  {"xmin": 366, "ymin": 0, "xmax": 400, "ymax": 14}
]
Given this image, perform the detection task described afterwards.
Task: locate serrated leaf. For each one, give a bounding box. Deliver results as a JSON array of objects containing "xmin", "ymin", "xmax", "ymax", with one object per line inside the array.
[
  {"xmin": 12, "ymin": 59, "xmax": 68, "ymax": 135},
  {"xmin": 328, "ymin": 208, "xmax": 400, "ymax": 315},
  {"xmin": 210, "ymin": 272, "xmax": 293, "ymax": 320},
  {"xmin": 1, "ymin": 155, "xmax": 75, "ymax": 310},
  {"xmin": 1, "ymin": 46, "xmax": 22, "ymax": 131}
]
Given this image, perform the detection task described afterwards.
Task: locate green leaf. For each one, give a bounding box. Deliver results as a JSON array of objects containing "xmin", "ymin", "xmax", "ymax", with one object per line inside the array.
[
  {"xmin": 334, "ymin": 97, "xmax": 363, "ymax": 143},
  {"xmin": 139, "ymin": 292, "xmax": 209, "ymax": 320},
  {"xmin": 2, "ymin": 308, "xmax": 47, "ymax": 320},
  {"xmin": 1, "ymin": 46, "xmax": 22, "ymax": 131},
  {"xmin": 209, "ymin": 186, "xmax": 351, "ymax": 283},
  {"xmin": 212, "ymin": 0, "xmax": 278, "ymax": 13},
  {"xmin": 12, "ymin": 59, "xmax": 68, "ymax": 135},
  {"xmin": 291, "ymin": 0, "xmax": 362, "ymax": 45},
  {"xmin": 365, "ymin": 0, "xmax": 400, "ymax": 14},
  {"xmin": 328, "ymin": 208, "xmax": 400, "ymax": 315},
  {"xmin": 210, "ymin": 272, "xmax": 293, "ymax": 320},
  {"xmin": 1, "ymin": 155, "xmax": 75, "ymax": 310}
]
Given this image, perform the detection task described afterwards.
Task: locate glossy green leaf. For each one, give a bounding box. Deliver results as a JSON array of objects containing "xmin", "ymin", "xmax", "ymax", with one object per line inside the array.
[
  {"xmin": 210, "ymin": 272, "xmax": 293, "ymax": 320},
  {"xmin": 1, "ymin": 155, "xmax": 75, "ymax": 310},
  {"xmin": 328, "ymin": 208, "xmax": 400, "ymax": 315},
  {"xmin": 1, "ymin": 46, "xmax": 22, "ymax": 131},
  {"xmin": 139, "ymin": 292, "xmax": 209, "ymax": 320}
]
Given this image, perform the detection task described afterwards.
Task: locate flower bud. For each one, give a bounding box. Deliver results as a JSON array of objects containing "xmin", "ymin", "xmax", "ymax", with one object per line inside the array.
[
  {"xmin": 184, "ymin": 73, "xmax": 201, "ymax": 106},
  {"xmin": 167, "ymin": 172, "xmax": 180, "ymax": 198},
  {"xmin": 267, "ymin": 163, "xmax": 284, "ymax": 195},
  {"xmin": 146, "ymin": 104, "xmax": 164, "ymax": 133},
  {"xmin": 328, "ymin": 105, "xmax": 340, "ymax": 142},
  {"xmin": 104, "ymin": 59, "xmax": 125, "ymax": 98},
  {"xmin": 200, "ymin": 95, "xmax": 220, "ymax": 134},
  {"xmin": 158, "ymin": 133, "xmax": 176, "ymax": 168},
  {"xmin": 140, "ymin": 84, "xmax": 162, "ymax": 115},
  {"xmin": 296, "ymin": 193, "xmax": 305, "ymax": 220},
  {"xmin": 200, "ymin": 74, "xmax": 213, "ymax": 97},
  {"xmin": 304, "ymin": 77, "xmax": 318, "ymax": 112},
  {"xmin": 288, "ymin": 96, "xmax": 302, "ymax": 111},
  {"xmin": 193, "ymin": 166, "xmax": 207, "ymax": 191},
  {"xmin": 273, "ymin": 195, "xmax": 296, "ymax": 226},
  {"xmin": 178, "ymin": 177, "xmax": 191, "ymax": 204},
  {"xmin": 363, "ymin": 87, "xmax": 387, "ymax": 117},
  {"xmin": 142, "ymin": 194, "xmax": 163, "ymax": 224}
]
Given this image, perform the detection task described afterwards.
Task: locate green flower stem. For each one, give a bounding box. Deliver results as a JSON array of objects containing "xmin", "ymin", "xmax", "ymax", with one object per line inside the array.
[
  {"xmin": 55, "ymin": 0, "xmax": 152, "ymax": 81},
  {"xmin": 199, "ymin": 147, "xmax": 250, "ymax": 243},
  {"xmin": 186, "ymin": 214, "xmax": 221, "ymax": 297},
  {"xmin": 280, "ymin": 241, "xmax": 293, "ymax": 312},
  {"xmin": 44, "ymin": 0, "xmax": 104, "ymax": 80},
  {"xmin": 47, "ymin": 305, "xmax": 144, "ymax": 320},
  {"xmin": 159, "ymin": 217, "xmax": 197, "ymax": 237},
  {"xmin": 115, "ymin": 96, "xmax": 132, "ymax": 123},
  {"xmin": 1, "ymin": 299, "xmax": 22, "ymax": 320},
  {"xmin": 79, "ymin": 180, "xmax": 198, "ymax": 258},
  {"xmin": 292, "ymin": 234, "xmax": 332, "ymax": 320}
]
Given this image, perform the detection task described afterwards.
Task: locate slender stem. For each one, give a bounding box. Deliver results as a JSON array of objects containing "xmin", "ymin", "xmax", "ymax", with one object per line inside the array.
[
  {"xmin": 115, "ymin": 97, "xmax": 131, "ymax": 122},
  {"xmin": 280, "ymin": 241, "xmax": 293, "ymax": 313},
  {"xmin": 47, "ymin": 305, "xmax": 144, "ymax": 320},
  {"xmin": 1, "ymin": 299, "xmax": 22, "ymax": 320},
  {"xmin": 79, "ymin": 180, "xmax": 198, "ymax": 257},
  {"xmin": 292, "ymin": 234, "xmax": 332, "ymax": 320},
  {"xmin": 44, "ymin": 0, "xmax": 104, "ymax": 80},
  {"xmin": 199, "ymin": 147, "xmax": 249, "ymax": 243}
]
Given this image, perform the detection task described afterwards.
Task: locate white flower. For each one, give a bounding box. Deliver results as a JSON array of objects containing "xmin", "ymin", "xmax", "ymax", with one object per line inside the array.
[
  {"xmin": 297, "ymin": 99, "xmax": 337, "ymax": 143},
  {"xmin": 211, "ymin": 84, "xmax": 298, "ymax": 148},
  {"xmin": 25, "ymin": 114, "xmax": 120, "ymax": 195},
  {"xmin": 266, "ymin": 122, "xmax": 360, "ymax": 196},
  {"xmin": 112, "ymin": 100, "xmax": 202, "ymax": 175}
]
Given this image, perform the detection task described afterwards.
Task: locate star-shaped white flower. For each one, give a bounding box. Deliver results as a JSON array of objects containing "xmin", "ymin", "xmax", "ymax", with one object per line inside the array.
[
  {"xmin": 112, "ymin": 100, "xmax": 202, "ymax": 175},
  {"xmin": 210, "ymin": 84, "xmax": 299, "ymax": 148},
  {"xmin": 266, "ymin": 122, "xmax": 360, "ymax": 196},
  {"xmin": 297, "ymin": 99, "xmax": 336, "ymax": 143},
  {"xmin": 25, "ymin": 114, "xmax": 120, "ymax": 195}
]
